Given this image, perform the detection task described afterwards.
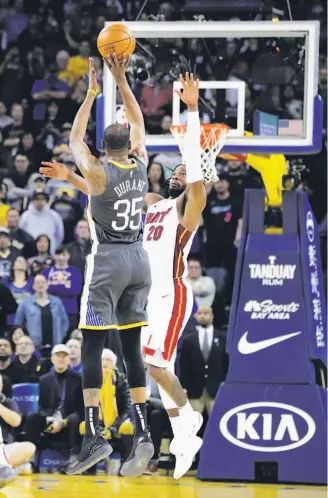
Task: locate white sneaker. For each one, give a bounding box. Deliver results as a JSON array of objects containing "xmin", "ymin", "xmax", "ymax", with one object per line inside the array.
[
  {"xmin": 169, "ymin": 411, "xmax": 203, "ymax": 456},
  {"xmin": 173, "ymin": 436, "xmax": 203, "ymax": 480},
  {"xmin": 16, "ymin": 462, "xmax": 33, "ymax": 475}
]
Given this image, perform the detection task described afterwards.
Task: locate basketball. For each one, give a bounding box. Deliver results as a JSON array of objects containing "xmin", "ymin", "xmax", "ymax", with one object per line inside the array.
[{"xmin": 97, "ymin": 23, "xmax": 136, "ymax": 60}]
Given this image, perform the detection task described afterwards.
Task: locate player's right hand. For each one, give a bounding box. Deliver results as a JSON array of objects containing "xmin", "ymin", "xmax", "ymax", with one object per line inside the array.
[
  {"xmin": 103, "ymin": 52, "xmax": 131, "ymax": 81},
  {"xmin": 40, "ymin": 161, "xmax": 69, "ymax": 181}
]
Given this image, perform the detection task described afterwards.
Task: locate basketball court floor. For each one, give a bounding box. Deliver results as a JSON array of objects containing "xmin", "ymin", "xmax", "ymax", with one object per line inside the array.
[{"xmin": 3, "ymin": 475, "xmax": 325, "ymax": 498}]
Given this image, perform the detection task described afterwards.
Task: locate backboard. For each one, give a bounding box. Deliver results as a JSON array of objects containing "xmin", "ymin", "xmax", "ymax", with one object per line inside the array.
[{"xmin": 97, "ymin": 21, "xmax": 323, "ymax": 155}]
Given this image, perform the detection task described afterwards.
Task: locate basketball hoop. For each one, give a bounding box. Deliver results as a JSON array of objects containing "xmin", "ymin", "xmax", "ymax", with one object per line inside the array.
[{"xmin": 170, "ymin": 123, "xmax": 229, "ymax": 183}]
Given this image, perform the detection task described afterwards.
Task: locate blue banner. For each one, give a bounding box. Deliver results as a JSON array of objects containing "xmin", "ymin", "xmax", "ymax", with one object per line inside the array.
[{"xmin": 298, "ymin": 193, "xmax": 327, "ymax": 366}]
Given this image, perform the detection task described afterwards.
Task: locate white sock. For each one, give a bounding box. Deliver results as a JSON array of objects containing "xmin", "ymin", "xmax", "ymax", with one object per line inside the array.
[
  {"xmin": 169, "ymin": 416, "xmax": 182, "ymax": 437},
  {"xmin": 178, "ymin": 401, "xmax": 194, "ymax": 419}
]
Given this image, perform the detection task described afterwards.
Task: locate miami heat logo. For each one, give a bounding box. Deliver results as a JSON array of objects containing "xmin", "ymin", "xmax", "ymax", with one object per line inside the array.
[{"xmin": 145, "ymin": 207, "xmax": 172, "ymax": 241}]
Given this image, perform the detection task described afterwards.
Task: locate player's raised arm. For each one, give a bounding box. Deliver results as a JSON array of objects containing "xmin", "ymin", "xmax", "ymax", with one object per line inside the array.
[
  {"xmin": 175, "ymin": 73, "xmax": 206, "ymax": 231},
  {"xmin": 103, "ymin": 53, "xmax": 148, "ymax": 166},
  {"xmin": 69, "ymin": 58, "xmax": 105, "ymax": 196}
]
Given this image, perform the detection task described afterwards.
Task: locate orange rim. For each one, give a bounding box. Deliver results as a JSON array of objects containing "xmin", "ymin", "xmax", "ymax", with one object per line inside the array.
[{"xmin": 171, "ymin": 123, "xmax": 229, "ymax": 150}]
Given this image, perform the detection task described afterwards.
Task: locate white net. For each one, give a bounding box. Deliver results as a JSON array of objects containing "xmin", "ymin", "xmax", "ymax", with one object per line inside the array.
[{"xmin": 171, "ymin": 124, "xmax": 229, "ymax": 184}]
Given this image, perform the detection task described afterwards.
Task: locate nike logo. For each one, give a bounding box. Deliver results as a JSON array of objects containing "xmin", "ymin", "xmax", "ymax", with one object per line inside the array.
[
  {"xmin": 162, "ymin": 294, "xmax": 170, "ymax": 299},
  {"xmin": 238, "ymin": 331, "xmax": 302, "ymax": 354}
]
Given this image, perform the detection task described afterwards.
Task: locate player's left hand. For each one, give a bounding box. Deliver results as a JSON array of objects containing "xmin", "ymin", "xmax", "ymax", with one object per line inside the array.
[
  {"xmin": 40, "ymin": 161, "xmax": 69, "ymax": 181},
  {"xmin": 174, "ymin": 72, "xmax": 199, "ymax": 107},
  {"xmin": 103, "ymin": 52, "xmax": 131, "ymax": 81},
  {"xmin": 88, "ymin": 57, "xmax": 98, "ymax": 94}
]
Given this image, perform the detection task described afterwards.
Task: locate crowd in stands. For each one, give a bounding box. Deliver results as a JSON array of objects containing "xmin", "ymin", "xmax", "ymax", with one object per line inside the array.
[{"xmin": 0, "ymin": 0, "xmax": 326, "ymax": 476}]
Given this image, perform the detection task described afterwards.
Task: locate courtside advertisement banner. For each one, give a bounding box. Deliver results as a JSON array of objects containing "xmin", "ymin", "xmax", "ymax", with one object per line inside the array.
[{"xmin": 227, "ymin": 233, "xmax": 314, "ymax": 384}]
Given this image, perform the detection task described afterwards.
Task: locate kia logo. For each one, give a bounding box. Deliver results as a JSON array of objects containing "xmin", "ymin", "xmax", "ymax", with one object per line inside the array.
[
  {"xmin": 306, "ymin": 211, "xmax": 315, "ymax": 243},
  {"xmin": 220, "ymin": 402, "xmax": 316, "ymax": 452}
]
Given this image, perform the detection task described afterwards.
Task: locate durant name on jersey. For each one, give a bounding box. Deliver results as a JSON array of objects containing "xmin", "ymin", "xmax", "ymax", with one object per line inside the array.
[{"xmin": 114, "ymin": 179, "xmax": 147, "ymax": 198}]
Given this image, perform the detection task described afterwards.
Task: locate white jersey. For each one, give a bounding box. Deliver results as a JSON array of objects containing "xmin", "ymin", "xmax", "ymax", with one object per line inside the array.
[
  {"xmin": 143, "ymin": 197, "xmax": 196, "ymax": 288},
  {"xmin": 142, "ymin": 197, "xmax": 197, "ymax": 365}
]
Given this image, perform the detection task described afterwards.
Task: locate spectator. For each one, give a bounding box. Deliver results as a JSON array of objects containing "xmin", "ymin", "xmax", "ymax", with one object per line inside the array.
[
  {"xmin": 3, "ymin": 0, "xmax": 28, "ymax": 43},
  {"xmin": 0, "ymin": 373, "xmax": 36, "ymax": 474},
  {"xmin": 14, "ymin": 274, "xmax": 69, "ymax": 350},
  {"xmin": 0, "ymin": 130, "xmax": 13, "ymax": 174},
  {"xmin": 6, "ymin": 170, "xmax": 45, "ymax": 213},
  {"xmin": 69, "ymin": 329, "xmax": 83, "ymax": 343},
  {"xmin": 65, "ymin": 219, "xmax": 91, "ymax": 274},
  {"xmin": 0, "ymin": 284, "xmax": 17, "ymax": 338},
  {"xmin": 186, "ymin": 258, "xmax": 216, "ymax": 307},
  {"xmin": 3, "ymin": 256, "xmax": 33, "ymax": 325},
  {"xmin": 48, "ymin": 164, "xmax": 82, "ymax": 242},
  {"xmin": 42, "ymin": 245, "xmax": 82, "ymax": 331},
  {"xmin": 0, "ymin": 102, "xmax": 13, "ymax": 130},
  {"xmin": 0, "ymin": 183, "xmax": 10, "ymax": 226},
  {"xmin": 36, "ymin": 101, "xmax": 63, "ymax": 151},
  {"xmin": 19, "ymin": 189, "xmax": 64, "ymax": 254},
  {"xmin": 10, "ymin": 325, "xmax": 27, "ymax": 352},
  {"xmin": 17, "ymin": 132, "xmax": 45, "ymax": 168},
  {"xmin": 17, "ymin": 13, "xmax": 44, "ymax": 55},
  {"xmin": 79, "ymin": 349, "xmax": 133, "ymax": 475},
  {"xmin": 9, "ymin": 154, "xmax": 31, "ymax": 192},
  {"xmin": 6, "ymin": 208, "xmax": 35, "ymax": 258},
  {"xmin": 25, "ymin": 344, "xmax": 83, "ymax": 468},
  {"xmin": 226, "ymin": 160, "xmax": 260, "ymax": 200},
  {"xmin": 147, "ymin": 162, "xmax": 166, "ymax": 196},
  {"xmin": 67, "ymin": 338, "xmax": 82, "ymax": 374},
  {"xmin": 2, "ymin": 103, "xmax": 25, "ymax": 153},
  {"xmin": 31, "ymin": 64, "xmax": 69, "ymax": 122},
  {"xmin": 179, "ymin": 306, "xmax": 228, "ymax": 416},
  {"xmin": 67, "ymin": 39, "xmax": 91, "ymax": 85},
  {"xmin": 28, "ymin": 234, "xmax": 54, "ymax": 277},
  {"xmin": 0, "ymin": 228, "xmax": 20, "ymax": 279},
  {"xmin": 203, "ymin": 174, "xmax": 243, "ymax": 303},
  {"xmin": 0, "ymin": 48, "xmax": 24, "ymax": 109},
  {"xmin": 0, "ymin": 340, "xmax": 15, "ymax": 383},
  {"xmin": 140, "ymin": 79, "xmax": 172, "ymax": 133},
  {"xmin": 56, "ymin": 50, "xmax": 75, "ymax": 87},
  {"xmin": 10, "ymin": 335, "xmax": 44, "ymax": 384}
]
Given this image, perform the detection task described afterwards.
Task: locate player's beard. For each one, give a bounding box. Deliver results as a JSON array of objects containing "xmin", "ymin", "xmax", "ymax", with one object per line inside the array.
[{"xmin": 168, "ymin": 185, "xmax": 186, "ymax": 198}]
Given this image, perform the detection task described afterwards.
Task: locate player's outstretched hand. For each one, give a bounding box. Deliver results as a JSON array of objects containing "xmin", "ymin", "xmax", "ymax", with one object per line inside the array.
[
  {"xmin": 88, "ymin": 57, "xmax": 98, "ymax": 94},
  {"xmin": 40, "ymin": 161, "xmax": 69, "ymax": 181},
  {"xmin": 103, "ymin": 52, "xmax": 131, "ymax": 81},
  {"xmin": 174, "ymin": 72, "xmax": 199, "ymax": 107}
]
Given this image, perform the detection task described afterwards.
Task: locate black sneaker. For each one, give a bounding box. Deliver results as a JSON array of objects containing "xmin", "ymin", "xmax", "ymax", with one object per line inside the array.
[
  {"xmin": 66, "ymin": 433, "xmax": 112, "ymax": 475},
  {"xmin": 120, "ymin": 431, "xmax": 154, "ymax": 477},
  {"xmin": 0, "ymin": 464, "xmax": 16, "ymax": 488}
]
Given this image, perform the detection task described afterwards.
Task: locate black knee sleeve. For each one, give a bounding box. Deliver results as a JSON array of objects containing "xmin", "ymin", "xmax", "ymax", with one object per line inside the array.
[
  {"xmin": 81, "ymin": 329, "xmax": 107, "ymax": 390},
  {"xmin": 120, "ymin": 327, "xmax": 146, "ymax": 389}
]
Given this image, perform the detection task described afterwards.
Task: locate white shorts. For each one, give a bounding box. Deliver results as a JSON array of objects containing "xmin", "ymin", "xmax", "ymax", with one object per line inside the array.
[{"xmin": 142, "ymin": 278, "xmax": 193, "ymax": 368}]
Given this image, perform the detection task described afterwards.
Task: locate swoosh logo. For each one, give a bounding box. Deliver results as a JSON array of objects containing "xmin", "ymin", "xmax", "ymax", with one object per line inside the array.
[
  {"xmin": 162, "ymin": 294, "xmax": 170, "ymax": 299},
  {"xmin": 238, "ymin": 331, "xmax": 302, "ymax": 354}
]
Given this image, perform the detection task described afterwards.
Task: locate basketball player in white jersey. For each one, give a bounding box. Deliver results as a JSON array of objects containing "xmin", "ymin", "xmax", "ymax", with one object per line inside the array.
[
  {"xmin": 141, "ymin": 73, "xmax": 206, "ymax": 479},
  {"xmin": 39, "ymin": 72, "xmax": 206, "ymax": 479}
]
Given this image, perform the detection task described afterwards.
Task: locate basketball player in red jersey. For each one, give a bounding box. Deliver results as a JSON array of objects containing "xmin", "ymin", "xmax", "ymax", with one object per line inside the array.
[{"xmin": 40, "ymin": 71, "xmax": 207, "ymax": 479}]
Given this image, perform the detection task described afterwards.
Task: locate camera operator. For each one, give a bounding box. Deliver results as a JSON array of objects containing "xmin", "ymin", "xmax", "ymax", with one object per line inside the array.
[{"xmin": 25, "ymin": 344, "xmax": 83, "ymax": 468}]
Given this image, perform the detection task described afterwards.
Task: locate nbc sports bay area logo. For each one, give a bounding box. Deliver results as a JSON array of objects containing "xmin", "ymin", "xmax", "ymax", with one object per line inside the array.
[
  {"xmin": 219, "ymin": 402, "xmax": 316, "ymax": 452},
  {"xmin": 248, "ymin": 256, "xmax": 296, "ymax": 286},
  {"xmin": 244, "ymin": 300, "xmax": 300, "ymax": 320}
]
